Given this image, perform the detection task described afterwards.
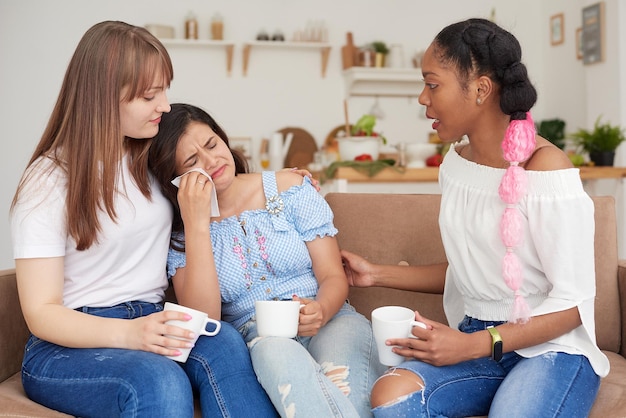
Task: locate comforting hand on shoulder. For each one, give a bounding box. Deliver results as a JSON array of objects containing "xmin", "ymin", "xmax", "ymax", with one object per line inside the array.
[{"xmin": 341, "ymin": 249, "xmax": 376, "ymax": 287}]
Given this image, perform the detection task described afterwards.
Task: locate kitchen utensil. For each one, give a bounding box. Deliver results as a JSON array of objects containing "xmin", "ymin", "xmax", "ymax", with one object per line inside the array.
[
  {"xmin": 269, "ymin": 132, "xmax": 293, "ymax": 170},
  {"xmin": 277, "ymin": 127, "xmax": 318, "ymax": 169},
  {"xmin": 369, "ymin": 96, "xmax": 385, "ymax": 120}
]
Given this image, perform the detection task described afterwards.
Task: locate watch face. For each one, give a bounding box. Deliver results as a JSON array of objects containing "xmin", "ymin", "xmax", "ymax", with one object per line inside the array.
[{"xmin": 493, "ymin": 341, "xmax": 503, "ymax": 362}]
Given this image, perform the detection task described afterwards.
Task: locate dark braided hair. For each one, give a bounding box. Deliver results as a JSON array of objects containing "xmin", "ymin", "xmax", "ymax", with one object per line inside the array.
[{"xmin": 433, "ymin": 18, "xmax": 537, "ymax": 121}]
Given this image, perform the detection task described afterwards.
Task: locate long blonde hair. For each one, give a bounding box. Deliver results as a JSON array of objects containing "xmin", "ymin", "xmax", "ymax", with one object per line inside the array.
[{"xmin": 12, "ymin": 21, "xmax": 173, "ymax": 250}]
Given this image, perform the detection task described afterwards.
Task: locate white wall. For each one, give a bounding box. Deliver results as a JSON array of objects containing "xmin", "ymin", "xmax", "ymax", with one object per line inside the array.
[{"xmin": 2, "ymin": 0, "xmax": 623, "ymax": 270}]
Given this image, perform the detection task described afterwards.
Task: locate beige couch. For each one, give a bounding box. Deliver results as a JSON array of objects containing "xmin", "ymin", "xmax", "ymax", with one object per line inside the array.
[{"xmin": 1, "ymin": 193, "xmax": 625, "ymax": 417}]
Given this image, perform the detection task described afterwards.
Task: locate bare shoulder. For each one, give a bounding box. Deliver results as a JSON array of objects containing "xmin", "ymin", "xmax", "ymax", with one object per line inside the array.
[
  {"xmin": 275, "ymin": 170, "xmax": 305, "ymax": 192},
  {"xmin": 524, "ymin": 137, "xmax": 574, "ymax": 171}
]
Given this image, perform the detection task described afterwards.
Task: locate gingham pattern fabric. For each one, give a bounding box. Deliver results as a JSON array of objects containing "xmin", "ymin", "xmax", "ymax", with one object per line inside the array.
[{"xmin": 167, "ymin": 172, "xmax": 338, "ymax": 329}]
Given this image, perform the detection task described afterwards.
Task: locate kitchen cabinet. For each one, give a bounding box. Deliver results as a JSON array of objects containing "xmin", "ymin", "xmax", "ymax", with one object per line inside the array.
[
  {"xmin": 342, "ymin": 67, "xmax": 424, "ymax": 98},
  {"xmin": 159, "ymin": 39, "xmax": 235, "ymax": 76},
  {"xmin": 241, "ymin": 41, "xmax": 331, "ymax": 77}
]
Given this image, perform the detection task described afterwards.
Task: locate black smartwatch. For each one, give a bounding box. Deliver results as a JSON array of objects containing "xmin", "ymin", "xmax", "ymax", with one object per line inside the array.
[{"xmin": 487, "ymin": 326, "xmax": 503, "ymax": 362}]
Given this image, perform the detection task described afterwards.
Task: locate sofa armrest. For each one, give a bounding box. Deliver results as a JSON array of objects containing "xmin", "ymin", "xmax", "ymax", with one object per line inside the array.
[
  {"xmin": 0, "ymin": 269, "xmax": 29, "ymax": 383},
  {"xmin": 619, "ymin": 260, "xmax": 626, "ymax": 358}
]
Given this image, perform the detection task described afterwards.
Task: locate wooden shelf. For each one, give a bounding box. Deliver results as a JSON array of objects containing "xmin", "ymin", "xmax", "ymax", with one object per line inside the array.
[
  {"xmin": 342, "ymin": 67, "xmax": 424, "ymax": 98},
  {"xmin": 159, "ymin": 39, "xmax": 235, "ymax": 76},
  {"xmin": 330, "ymin": 166, "xmax": 626, "ymax": 183},
  {"xmin": 241, "ymin": 41, "xmax": 331, "ymax": 77},
  {"xmin": 578, "ymin": 166, "xmax": 626, "ymax": 179}
]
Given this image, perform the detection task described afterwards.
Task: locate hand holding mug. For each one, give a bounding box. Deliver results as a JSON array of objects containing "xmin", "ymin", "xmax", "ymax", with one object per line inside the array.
[
  {"xmin": 372, "ymin": 306, "xmax": 428, "ymax": 366},
  {"xmin": 163, "ymin": 302, "xmax": 221, "ymax": 362},
  {"xmin": 255, "ymin": 300, "xmax": 305, "ymax": 338},
  {"xmin": 294, "ymin": 296, "xmax": 323, "ymax": 336}
]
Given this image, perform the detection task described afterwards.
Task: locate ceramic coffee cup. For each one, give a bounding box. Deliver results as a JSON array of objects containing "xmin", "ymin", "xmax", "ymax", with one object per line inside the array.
[
  {"xmin": 371, "ymin": 305, "xmax": 427, "ymax": 366},
  {"xmin": 255, "ymin": 300, "xmax": 303, "ymax": 338},
  {"xmin": 163, "ymin": 302, "xmax": 221, "ymax": 362}
]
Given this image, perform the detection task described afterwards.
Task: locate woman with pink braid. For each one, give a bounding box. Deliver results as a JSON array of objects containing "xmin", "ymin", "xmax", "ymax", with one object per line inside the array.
[{"xmin": 341, "ymin": 18, "xmax": 608, "ymax": 417}]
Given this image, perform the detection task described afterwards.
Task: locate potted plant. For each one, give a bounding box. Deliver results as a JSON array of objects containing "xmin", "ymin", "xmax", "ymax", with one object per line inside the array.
[
  {"xmin": 338, "ymin": 114, "xmax": 387, "ymax": 161},
  {"xmin": 570, "ymin": 116, "xmax": 626, "ymax": 166},
  {"xmin": 370, "ymin": 41, "xmax": 389, "ymax": 67},
  {"xmin": 537, "ymin": 118, "xmax": 566, "ymax": 150}
]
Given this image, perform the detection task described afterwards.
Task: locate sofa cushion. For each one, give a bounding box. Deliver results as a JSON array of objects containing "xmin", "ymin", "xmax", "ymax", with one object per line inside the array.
[
  {"xmin": 0, "ymin": 373, "xmax": 72, "ymax": 417},
  {"xmin": 588, "ymin": 351, "xmax": 626, "ymax": 416},
  {"xmin": 592, "ymin": 196, "xmax": 621, "ymax": 352}
]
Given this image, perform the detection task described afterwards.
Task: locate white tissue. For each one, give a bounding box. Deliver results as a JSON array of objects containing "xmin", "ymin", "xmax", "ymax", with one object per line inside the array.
[{"xmin": 170, "ymin": 168, "xmax": 220, "ymax": 216}]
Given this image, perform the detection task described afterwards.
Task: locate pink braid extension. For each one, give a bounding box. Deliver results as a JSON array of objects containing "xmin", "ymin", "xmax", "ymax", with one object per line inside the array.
[{"xmin": 498, "ymin": 112, "xmax": 536, "ymax": 323}]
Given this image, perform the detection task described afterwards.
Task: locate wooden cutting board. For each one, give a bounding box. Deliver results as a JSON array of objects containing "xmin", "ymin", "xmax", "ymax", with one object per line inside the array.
[
  {"xmin": 341, "ymin": 32, "xmax": 357, "ymax": 69},
  {"xmin": 277, "ymin": 127, "xmax": 318, "ymax": 169}
]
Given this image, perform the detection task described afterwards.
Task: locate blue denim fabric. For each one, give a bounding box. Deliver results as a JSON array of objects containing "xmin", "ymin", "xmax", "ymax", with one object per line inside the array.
[
  {"xmin": 372, "ymin": 316, "xmax": 600, "ymax": 418},
  {"xmin": 242, "ymin": 303, "xmax": 386, "ymax": 418},
  {"xmin": 22, "ymin": 301, "xmax": 277, "ymax": 418}
]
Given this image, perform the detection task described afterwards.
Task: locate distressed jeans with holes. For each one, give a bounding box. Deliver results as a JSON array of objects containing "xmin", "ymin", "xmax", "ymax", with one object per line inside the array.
[
  {"xmin": 372, "ymin": 316, "xmax": 600, "ymax": 418},
  {"xmin": 22, "ymin": 301, "xmax": 277, "ymax": 418},
  {"xmin": 243, "ymin": 303, "xmax": 386, "ymax": 418}
]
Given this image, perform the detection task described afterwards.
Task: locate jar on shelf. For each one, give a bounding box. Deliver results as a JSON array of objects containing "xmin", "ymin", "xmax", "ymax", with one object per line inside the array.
[
  {"xmin": 256, "ymin": 29, "xmax": 270, "ymax": 41},
  {"xmin": 358, "ymin": 47, "xmax": 376, "ymax": 67},
  {"xmin": 185, "ymin": 11, "xmax": 198, "ymax": 40},
  {"xmin": 211, "ymin": 13, "xmax": 223, "ymax": 40}
]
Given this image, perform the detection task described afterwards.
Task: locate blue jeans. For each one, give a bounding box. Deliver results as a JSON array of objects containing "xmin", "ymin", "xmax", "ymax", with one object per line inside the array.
[
  {"xmin": 22, "ymin": 301, "xmax": 277, "ymax": 418},
  {"xmin": 242, "ymin": 303, "xmax": 386, "ymax": 418},
  {"xmin": 372, "ymin": 316, "xmax": 600, "ymax": 418}
]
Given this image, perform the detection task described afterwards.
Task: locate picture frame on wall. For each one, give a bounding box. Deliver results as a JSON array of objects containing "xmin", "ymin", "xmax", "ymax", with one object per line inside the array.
[
  {"xmin": 582, "ymin": 2, "xmax": 605, "ymax": 65},
  {"xmin": 576, "ymin": 27, "xmax": 583, "ymax": 60},
  {"xmin": 550, "ymin": 13, "xmax": 564, "ymax": 46}
]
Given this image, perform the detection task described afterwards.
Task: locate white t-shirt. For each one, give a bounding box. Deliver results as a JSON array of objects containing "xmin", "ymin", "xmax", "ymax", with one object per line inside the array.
[
  {"xmin": 438, "ymin": 144, "xmax": 610, "ymax": 377},
  {"xmin": 11, "ymin": 155, "xmax": 172, "ymax": 308}
]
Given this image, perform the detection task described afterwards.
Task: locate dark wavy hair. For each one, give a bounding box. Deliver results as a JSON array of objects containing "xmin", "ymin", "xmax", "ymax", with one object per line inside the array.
[
  {"xmin": 148, "ymin": 103, "xmax": 249, "ymax": 246},
  {"xmin": 433, "ymin": 18, "xmax": 537, "ymax": 121}
]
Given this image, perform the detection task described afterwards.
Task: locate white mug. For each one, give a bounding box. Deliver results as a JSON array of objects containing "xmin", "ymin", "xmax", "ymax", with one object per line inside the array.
[
  {"xmin": 255, "ymin": 300, "xmax": 303, "ymax": 338},
  {"xmin": 163, "ymin": 302, "xmax": 221, "ymax": 362},
  {"xmin": 371, "ymin": 306, "xmax": 427, "ymax": 366}
]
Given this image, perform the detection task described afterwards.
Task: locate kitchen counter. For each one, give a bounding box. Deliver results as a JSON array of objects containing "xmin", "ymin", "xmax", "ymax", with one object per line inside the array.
[
  {"xmin": 328, "ymin": 166, "xmax": 626, "ymax": 183},
  {"xmin": 318, "ymin": 165, "xmax": 626, "ymax": 196}
]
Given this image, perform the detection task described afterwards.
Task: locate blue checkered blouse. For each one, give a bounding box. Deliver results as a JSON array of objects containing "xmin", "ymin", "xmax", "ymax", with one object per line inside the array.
[{"xmin": 167, "ymin": 171, "xmax": 338, "ymax": 329}]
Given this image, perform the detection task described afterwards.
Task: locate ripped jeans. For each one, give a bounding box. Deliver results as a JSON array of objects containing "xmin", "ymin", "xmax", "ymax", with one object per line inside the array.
[
  {"xmin": 21, "ymin": 301, "xmax": 277, "ymax": 418},
  {"xmin": 241, "ymin": 302, "xmax": 386, "ymax": 418},
  {"xmin": 372, "ymin": 316, "xmax": 600, "ymax": 418}
]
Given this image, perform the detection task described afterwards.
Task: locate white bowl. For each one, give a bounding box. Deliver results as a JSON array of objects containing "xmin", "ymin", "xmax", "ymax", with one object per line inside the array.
[
  {"xmin": 337, "ymin": 136, "xmax": 381, "ymax": 161},
  {"xmin": 406, "ymin": 142, "xmax": 438, "ymax": 167}
]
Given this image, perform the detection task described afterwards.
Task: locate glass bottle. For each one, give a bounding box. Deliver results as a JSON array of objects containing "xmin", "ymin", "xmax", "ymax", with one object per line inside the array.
[
  {"xmin": 260, "ymin": 139, "xmax": 270, "ymax": 169},
  {"xmin": 185, "ymin": 11, "xmax": 198, "ymax": 40},
  {"xmin": 211, "ymin": 13, "xmax": 223, "ymax": 40}
]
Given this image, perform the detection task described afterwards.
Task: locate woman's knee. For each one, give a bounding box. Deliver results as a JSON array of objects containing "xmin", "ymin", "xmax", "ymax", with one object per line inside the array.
[
  {"xmin": 371, "ymin": 368, "xmax": 424, "ymax": 408},
  {"xmin": 192, "ymin": 321, "xmax": 250, "ymax": 364},
  {"xmin": 122, "ymin": 357, "xmax": 194, "ymax": 416},
  {"xmin": 249, "ymin": 337, "xmax": 310, "ymax": 369}
]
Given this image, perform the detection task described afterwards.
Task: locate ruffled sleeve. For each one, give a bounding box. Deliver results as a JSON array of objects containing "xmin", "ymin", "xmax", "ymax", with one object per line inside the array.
[{"xmin": 285, "ymin": 176, "xmax": 338, "ymax": 242}]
